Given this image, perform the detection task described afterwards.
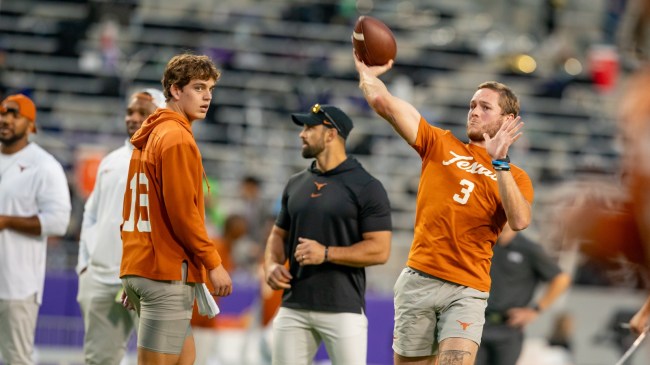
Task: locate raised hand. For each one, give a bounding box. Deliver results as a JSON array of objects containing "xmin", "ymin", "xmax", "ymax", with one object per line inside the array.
[
  {"xmin": 353, "ymin": 49, "xmax": 393, "ymax": 79},
  {"xmin": 484, "ymin": 116, "xmax": 524, "ymax": 160}
]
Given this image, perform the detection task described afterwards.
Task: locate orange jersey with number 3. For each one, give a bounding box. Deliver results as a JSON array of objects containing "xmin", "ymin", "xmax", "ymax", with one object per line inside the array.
[{"xmin": 408, "ymin": 118, "xmax": 534, "ymax": 292}]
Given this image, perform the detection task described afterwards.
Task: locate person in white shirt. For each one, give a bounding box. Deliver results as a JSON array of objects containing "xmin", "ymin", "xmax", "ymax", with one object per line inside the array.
[
  {"xmin": 0, "ymin": 93, "xmax": 71, "ymax": 365},
  {"xmin": 76, "ymin": 89, "xmax": 165, "ymax": 365}
]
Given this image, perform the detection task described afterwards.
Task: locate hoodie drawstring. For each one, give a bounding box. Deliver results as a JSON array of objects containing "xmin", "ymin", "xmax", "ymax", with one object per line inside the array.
[{"xmin": 203, "ymin": 170, "xmax": 211, "ymax": 197}]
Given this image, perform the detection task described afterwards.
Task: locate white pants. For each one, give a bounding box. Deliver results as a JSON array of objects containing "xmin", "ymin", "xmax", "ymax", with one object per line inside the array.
[
  {"xmin": 0, "ymin": 294, "xmax": 39, "ymax": 365},
  {"xmin": 77, "ymin": 271, "xmax": 138, "ymax": 365},
  {"xmin": 271, "ymin": 307, "xmax": 367, "ymax": 365}
]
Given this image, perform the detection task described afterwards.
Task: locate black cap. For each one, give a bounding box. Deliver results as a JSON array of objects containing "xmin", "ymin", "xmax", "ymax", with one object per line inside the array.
[{"xmin": 291, "ymin": 104, "xmax": 354, "ymax": 139}]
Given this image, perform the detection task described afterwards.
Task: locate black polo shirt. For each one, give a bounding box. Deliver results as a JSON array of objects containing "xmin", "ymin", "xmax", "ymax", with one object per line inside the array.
[
  {"xmin": 486, "ymin": 234, "xmax": 562, "ymax": 314},
  {"xmin": 276, "ymin": 157, "xmax": 392, "ymax": 314}
]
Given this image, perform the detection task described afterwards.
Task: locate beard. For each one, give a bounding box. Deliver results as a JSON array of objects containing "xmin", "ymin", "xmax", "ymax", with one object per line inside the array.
[
  {"xmin": 466, "ymin": 121, "xmax": 501, "ymax": 142},
  {"xmin": 301, "ymin": 140, "xmax": 325, "ymax": 159},
  {"xmin": 0, "ymin": 129, "xmax": 26, "ymax": 147},
  {"xmin": 467, "ymin": 128, "xmax": 485, "ymax": 142},
  {"xmin": 126, "ymin": 123, "xmax": 141, "ymax": 138}
]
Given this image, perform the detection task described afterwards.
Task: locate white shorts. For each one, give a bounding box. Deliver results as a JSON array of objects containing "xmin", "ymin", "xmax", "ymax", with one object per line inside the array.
[{"xmin": 272, "ymin": 307, "xmax": 368, "ymax": 365}]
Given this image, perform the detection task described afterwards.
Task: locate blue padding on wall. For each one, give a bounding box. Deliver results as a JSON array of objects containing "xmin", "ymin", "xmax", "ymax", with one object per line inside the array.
[{"xmin": 39, "ymin": 270, "xmax": 82, "ymax": 317}]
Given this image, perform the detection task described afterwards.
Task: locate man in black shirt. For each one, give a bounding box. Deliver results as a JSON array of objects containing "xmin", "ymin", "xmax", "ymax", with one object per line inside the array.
[
  {"xmin": 476, "ymin": 226, "xmax": 571, "ymax": 365},
  {"xmin": 264, "ymin": 104, "xmax": 392, "ymax": 365}
]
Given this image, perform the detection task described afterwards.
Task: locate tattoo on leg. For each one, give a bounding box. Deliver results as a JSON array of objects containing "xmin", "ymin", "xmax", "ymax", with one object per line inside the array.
[{"xmin": 438, "ymin": 350, "xmax": 471, "ymax": 365}]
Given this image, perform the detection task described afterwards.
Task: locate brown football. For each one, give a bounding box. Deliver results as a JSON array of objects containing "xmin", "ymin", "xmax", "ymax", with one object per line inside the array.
[{"xmin": 352, "ymin": 16, "xmax": 397, "ymax": 66}]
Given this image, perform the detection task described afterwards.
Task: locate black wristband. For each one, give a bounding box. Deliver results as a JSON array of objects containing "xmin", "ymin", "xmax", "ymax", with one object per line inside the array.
[{"xmin": 324, "ymin": 246, "xmax": 329, "ymax": 263}]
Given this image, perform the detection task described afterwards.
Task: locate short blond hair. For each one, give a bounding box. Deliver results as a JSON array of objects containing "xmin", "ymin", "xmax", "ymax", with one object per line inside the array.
[{"xmin": 478, "ymin": 81, "xmax": 520, "ymax": 116}]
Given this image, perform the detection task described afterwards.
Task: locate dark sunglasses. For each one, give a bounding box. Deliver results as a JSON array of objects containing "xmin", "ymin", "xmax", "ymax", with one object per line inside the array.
[
  {"xmin": 311, "ymin": 103, "xmax": 342, "ymax": 136},
  {"xmin": 0, "ymin": 107, "xmax": 20, "ymax": 118}
]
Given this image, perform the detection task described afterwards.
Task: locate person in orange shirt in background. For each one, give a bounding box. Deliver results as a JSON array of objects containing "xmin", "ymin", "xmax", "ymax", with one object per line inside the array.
[
  {"xmin": 119, "ymin": 53, "xmax": 232, "ymax": 365},
  {"xmin": 213, "ymin": 214, "xmax": 247, "ymax": 274},
  {"xmin": 559, "ymin": 66, "xmax": 650, "ymax": 345},
  {"xmin": 192, "ymin": 214, "xmax": 248, "ymax": 365},
  {"xmin": 354, "ymin": 53, "xmax": 533, "ymax": 365},
  {"xmin": 258, "ymin": 262, "xmax": 283, "ymax": 364}
]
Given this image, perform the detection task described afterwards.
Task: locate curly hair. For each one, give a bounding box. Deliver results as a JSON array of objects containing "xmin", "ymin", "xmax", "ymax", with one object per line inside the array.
[{"xmin": 161, "ymin": 53, "xmax": 221, "ymax": 100}]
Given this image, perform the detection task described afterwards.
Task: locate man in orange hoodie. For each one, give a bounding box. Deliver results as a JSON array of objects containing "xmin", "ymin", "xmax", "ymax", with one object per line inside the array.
[{"xmin": 120, "ymin": 53, "xmax": 232, "ymax": 365}]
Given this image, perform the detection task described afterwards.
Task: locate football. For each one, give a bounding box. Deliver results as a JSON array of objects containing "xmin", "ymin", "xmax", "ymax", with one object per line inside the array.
[{"xmin": 352, "ymin": 16, "xmax": 397, "ymax": 66}]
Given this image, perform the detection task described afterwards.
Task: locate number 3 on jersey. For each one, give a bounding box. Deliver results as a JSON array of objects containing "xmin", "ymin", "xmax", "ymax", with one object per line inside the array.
[
  {"xmin": 453, "ymin": 179, "xmax": 475, "ymax": 205},
  {"xmin": 123, "ymin": 172, "xmax": 151, "ymax": 232}
]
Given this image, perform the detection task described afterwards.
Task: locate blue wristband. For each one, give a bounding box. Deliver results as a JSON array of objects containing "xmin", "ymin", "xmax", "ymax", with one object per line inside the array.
[{"xmin": 492, "ymin": 160, "xmax": 510, "ymax": 171}]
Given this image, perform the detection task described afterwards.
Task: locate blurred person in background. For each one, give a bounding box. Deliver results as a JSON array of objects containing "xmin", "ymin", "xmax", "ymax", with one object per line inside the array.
[
  {"xmin": 0, "ymin": 94, "xmax": 71, "ymax": 364},
  {"xmin": 618, "ymin": 64, "xmax": 650, "ymax": 269},
  {"xmin": 629, "ymin": 295, "xmax": 650, "ymax": 334},
  {"xmin": 547, "ymin": 312, "xmax": 575, "ymax": 352},
  {"xmin": 622, "ymin": 64, "xmax": 650, "ymax": 339},
  {"xmin": 355, "ymin": 54, "xmax": 533, "ymax": 365},
  {"xmin": 476, "ymin": 226, "xmax": 571, "ymax": 365},
  {"xmin": 76, "ymin": 89, "xmax": 164, "ymax": 365},
  {"xmin": 560, "ymin": 65, "xmax": 650, "ymax": 354},
  {"xmin": 238, "ymin": 175, "xmax": 270, "ymax": 243},
  {"xmin": 563, "ymin": 65, "xmax": 650, "ymax": 271},
  {"xmin": 191, "ymin": 214, "xmax": 248, "ymax": 365},
  {"xmin": 258, "ymin": 264, "xmax": 283, "ymax": 364},
  {"xmin": 264, "ymin": 104, "xmax": 392, "ymax": 365},
  {"xmin": 230, "ymin": 175, "xmax": 272, "ymax": 271},
  {"xmin": 119, "ymin": 54, "xmax": 232, "ymax": 365}
]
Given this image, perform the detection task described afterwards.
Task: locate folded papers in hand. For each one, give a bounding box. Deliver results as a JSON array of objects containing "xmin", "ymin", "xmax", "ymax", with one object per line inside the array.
[{"xmin": 195, "ymin": 283, "xmax": 220, "ymax": 318}]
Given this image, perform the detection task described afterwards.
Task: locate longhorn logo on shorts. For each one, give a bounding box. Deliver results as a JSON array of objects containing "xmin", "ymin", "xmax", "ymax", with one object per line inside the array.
[
  {"xmin": 456, "ymin": 319, "xmax": 473, "ymax": 331},
  {"xmin": 311, "ymin": 181, "xmax": 328, "ymax": 198}
]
